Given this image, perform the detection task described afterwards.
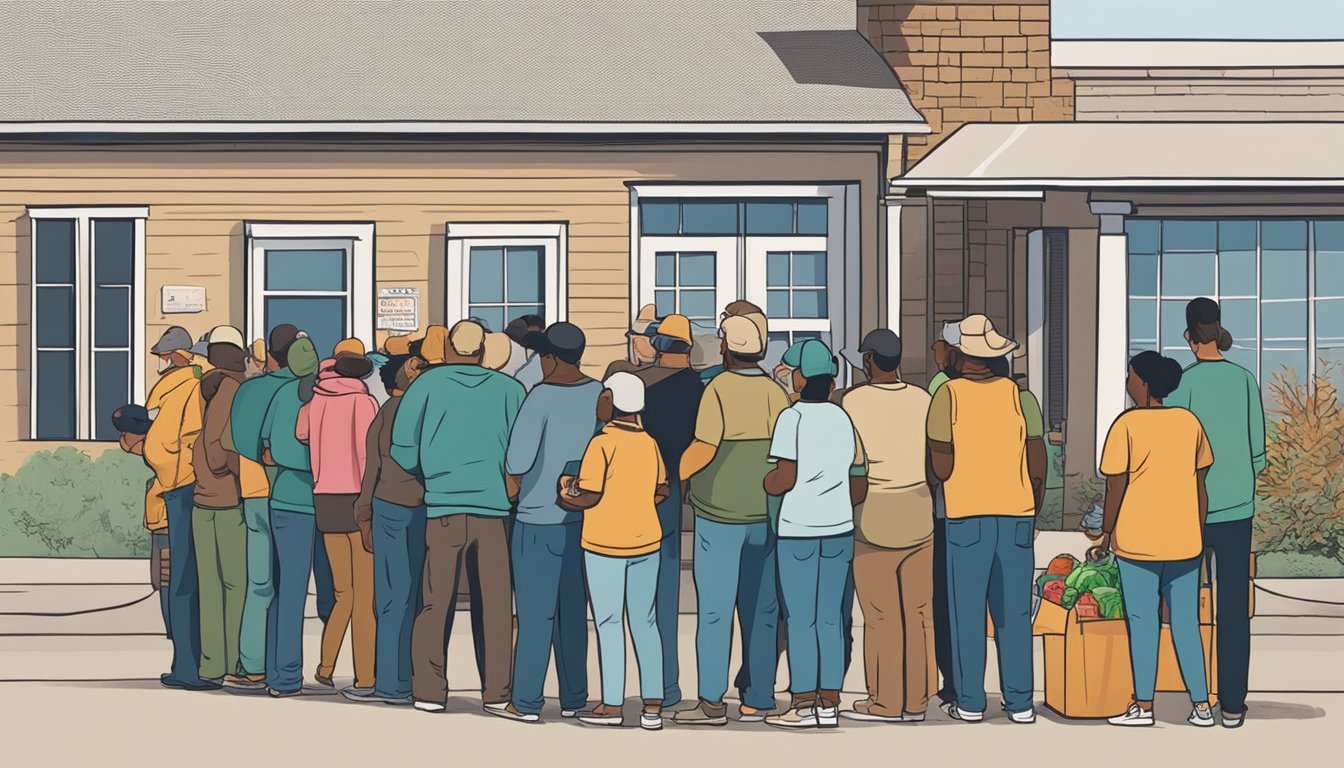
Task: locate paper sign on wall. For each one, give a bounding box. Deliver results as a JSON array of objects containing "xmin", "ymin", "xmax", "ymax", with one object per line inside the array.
[
  {"xmin": 162, "ymin": 285, "xmax": 206, "ymax": 313},
  {"xmin": 378, "ymin": 287, "xmax": 420, "ymax": 332}
]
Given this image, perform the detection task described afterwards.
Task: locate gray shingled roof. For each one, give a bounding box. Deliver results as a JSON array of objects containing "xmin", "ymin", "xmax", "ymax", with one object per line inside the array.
[{"xmin": 1, "ymin": 0, "xmax": 924, "ymax": 130}]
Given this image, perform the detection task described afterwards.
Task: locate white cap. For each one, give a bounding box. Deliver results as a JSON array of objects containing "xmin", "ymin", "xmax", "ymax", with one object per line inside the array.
[
  {"xmin": 603, "ymin": 371, "xmax": 646, "ymax": 414},
  {"xmin": 207, "ymin": 325, "xmax": 246, "ymax": 351}
]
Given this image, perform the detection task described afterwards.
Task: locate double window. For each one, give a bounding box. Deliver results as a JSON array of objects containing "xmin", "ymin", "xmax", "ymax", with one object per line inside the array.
[
  {"xmin": 445, "ymin": 223, "xmax": 566, "ymax": 331},
  {"xmin": 29, "ymin": 207, "xmax": 146, "ymax": 441}
]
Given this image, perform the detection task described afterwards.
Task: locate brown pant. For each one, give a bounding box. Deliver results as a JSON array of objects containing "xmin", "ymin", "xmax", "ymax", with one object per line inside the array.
[
  {"xmin": 853, "ymin": 539, "xmax": 934, "ymax": 717},
  {"xmin": 319, "ymin": 532, "xmax": 376, "ymax": 688},
  {"xmin": 411, "ymin": 514, "xmax": 513, "ymax": 705}
]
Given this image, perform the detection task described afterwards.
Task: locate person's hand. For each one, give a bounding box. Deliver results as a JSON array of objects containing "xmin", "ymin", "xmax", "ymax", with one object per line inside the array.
[
  {"xmin": 357, "ymin": 520, "xmax": 374, "ymax": 554},
  {"xmin": 118, "ymin": 432, "xmax": 145, "ymax": 455},
  {"xmin": 261, "ymin": 447, "xmax": 275, "ymax": 466},
  {"xmin": 557, "ymin": 475, "xmax": 578, "ymax": 498}
]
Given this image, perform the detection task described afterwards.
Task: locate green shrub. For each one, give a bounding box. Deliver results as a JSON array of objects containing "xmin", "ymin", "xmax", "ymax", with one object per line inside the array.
[
  {"xmin": 1256, "ymin": 551, "xmax": 1344, "ymax": 579},
  {"xmin": 0, "ymin": 448, "xmax": 151, "ymax": 558}
]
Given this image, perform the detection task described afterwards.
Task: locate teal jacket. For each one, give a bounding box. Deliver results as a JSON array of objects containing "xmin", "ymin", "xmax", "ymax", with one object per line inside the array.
[
  {"xmin": 390, "ymin": 364, "xmax": 524, "ymax": 517},
  {"xmin": 1167, "ymin": 359, "xmax": 1267, "ymax": 524},
  {"xmin": 259, "ymin": 377, "xmax": 315, "ymax": 514},
  {"xmin": 229, "ymin": 368, "xmax": 296, "ymax": 464}
]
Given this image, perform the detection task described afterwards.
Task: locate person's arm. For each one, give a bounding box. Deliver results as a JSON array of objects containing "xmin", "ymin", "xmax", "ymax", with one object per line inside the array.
[
  {"xmin": 654, "ymin": 451, "xmax": 669, "ymax": 504},
  {"xmin": 681, "ymin": 383, "xmax": 723, "ymax": 480},
  {"xmin": 353, "ymin": 409, "xmax": 384, "ymax": 553},
  {"xmin": 926, "ymin": 385, "xmax": 954, "ymax": 482},
  {"xmin": 202, "ymin": 378, "xmax": 238, "ymax": 475},
  {"xmin": 763, "ymin": 408, "xmax": 799, "ymax": 496},
  {"xmin": 1096, "ymin": 416, "xmax": 1132, "ymax": 553},
  {"xmin": 764, "ymin": 459, "xmax": 798, "ymax": 496},
  {"xmin": 294, "ymin": 401, "xmax": 312, "ymax": 445},
  {"xmin": 389, "ymin": 377, "xmax": 429, "ymax": 477},
  {"xmin": 1196, "ymin": 466, "xmax": 1211, "ymax": 535},
  {"xmin": 1027, "ymin": 437, "xmax": 1047, "ymax": 513},
  {"xmin": 849, "ymin": 427, "xmax": 869, "ymax": 506},
  {"xmin": 505, "ymin": 393, "xmax": 544, "ymax": 502},
  {"xmin": 1248, "ymin": 372, "xmax": 1267, "ymax": 476},
  {"xmin": 230, "ymin": 382, "xmax": 265, "ymax": 464},
  {"xmin": 1096, "ymin": 474, "xmax": 1129, "ymax": 554}
]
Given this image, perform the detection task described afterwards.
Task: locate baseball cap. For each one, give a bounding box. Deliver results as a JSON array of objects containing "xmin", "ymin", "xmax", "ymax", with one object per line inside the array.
[
  {"xmin": 721, "ymin": 315, "xmax": 765, "ymax": 356},
  {"xmin": 654, "ymin": 314, "xmax": 693, "ymax": 345},
  {"xmin": 481, "ymin": 332, "xmax": 512, "ymax": 370},
  {"xmin": 150, "ymin": 326, "xmax": 193, "ymax": 356},
  {"xmin": 383, "ymin": 335, "xmax": 412, "ymax": 356},
  {"xmin": 843, "ymin": 329, "xmax": 903, "ymax": 372},
  {"xmin": 268, "ymin": 324, "xmax": 300, "ymax": 357},
  {"xmin": 524, "ymin": 322, "xmax": 586, "ymax": 365},
  {"xmin": 334, "ymin": 338, "xmax": 366, "ymax": 358},
  {"xmin": 781, "ymin": 338, "xmax": 838, "ymax": 378},
  {"xmin": 604, "ymin": 371, "xmax": 646, "ymax": 414},
  {"xmin": 448, "ymin": 320, "xmax": 486, "ymax": 356}
]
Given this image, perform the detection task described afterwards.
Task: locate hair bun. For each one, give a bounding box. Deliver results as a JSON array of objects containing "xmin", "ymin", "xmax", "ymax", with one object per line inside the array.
[{"xmin": 1217, "ymin": 328, "xmax": 1234, "ymax": 352}]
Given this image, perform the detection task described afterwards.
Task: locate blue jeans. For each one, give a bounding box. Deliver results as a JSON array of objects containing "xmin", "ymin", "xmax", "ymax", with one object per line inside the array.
[
  {"xmin": 691, "ymin": 517, "xmax": 778, "ymax": 710},
  {"xmin": 163, "ymin": 485, "xmax": 205, "ymax": 685},
  {"xmin": 372, "ymin": 499, "xmax": 427, "ymax": 699},
  {"xmin": 152, "ymin": 531, "xmax": 170, "ymax": 639},
  {"xmin": 270, "ymin": 507, "xmax": 315, "ymax": 693},
  {"xmin": 239, "ymin": 497, "xmax": 274, "ymax": 677},
  {"xmin": 585, "ymin": 550, "xmax": 662, "ymax": 706},
  {"xmin": 777, "ymin": 535, "xmax": 854, "ymax": 694},
  {"xmin": 510, "ymin": 521, "xmax": 588, "ymax": 714},
  {"xmin": 656, "ymin": 484, "xmax": 683, "ymax": 706},
  {"xmin": 1117, "ymin": 556, "xmax": 1209, "ymax": 703},
  {"xmin": 945, "ymin": 516, "xmax": 1035, "ymax": 714}
]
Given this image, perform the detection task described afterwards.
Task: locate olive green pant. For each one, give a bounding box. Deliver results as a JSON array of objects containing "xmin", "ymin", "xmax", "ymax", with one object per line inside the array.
[{"xmin": 193, "ymin": 505, "xmax": 247, "ymax": 681}]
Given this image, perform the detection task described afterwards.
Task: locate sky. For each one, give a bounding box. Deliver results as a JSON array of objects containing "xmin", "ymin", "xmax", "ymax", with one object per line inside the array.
[{"xmin": 1051, "ymin": 0, "xmax": 1344, "ymax": 40}]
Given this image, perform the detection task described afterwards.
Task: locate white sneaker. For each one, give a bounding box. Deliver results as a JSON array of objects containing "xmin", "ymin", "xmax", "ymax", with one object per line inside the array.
[
  {"xmin": 765, "ymin": 706, "xmax": 819, "ymax": 729},
  {"xmin": 945, "ymin": 704, "xmax": 984, "ymax": 723},
  {"xmin": 1008, "ymin": 707, "xmax": 1036, "ymax": 724},
  {"xmin": 640, "ymin": 711, "xmax": 663, "ymax": 731},
  {"xmin": 561, "ymin": 708, "xmax": 580, "ymax": 719},
  {"xmin": 1189, "ymin": 706, "xmax": 1216, "ymax": 728},
  {"xmin": 414, "ymin": 700, "xmax": 446, "ymax": 713},
  {"xmin": 1108, "ymin": 703, "xmax": 1155, "ymax": 727},
  {"xmin": 816, "ymin": 705, "xmax": 838, "ymax": 728}
]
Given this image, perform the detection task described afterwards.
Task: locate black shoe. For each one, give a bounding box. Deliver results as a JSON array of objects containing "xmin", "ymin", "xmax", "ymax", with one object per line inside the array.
[{"xmin": 160, "ymin": 674, "xmax": 222, "ymax": 691}]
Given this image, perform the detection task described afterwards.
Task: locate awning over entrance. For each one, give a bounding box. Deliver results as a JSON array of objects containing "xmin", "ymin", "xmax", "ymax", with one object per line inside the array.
[{"xmin": 894, "ymin": 122, "xmax": 1344, "ymax": 190}]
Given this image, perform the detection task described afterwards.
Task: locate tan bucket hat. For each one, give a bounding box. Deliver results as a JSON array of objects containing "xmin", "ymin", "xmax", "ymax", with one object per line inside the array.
[{"xmin": 957, "ymin": 314, "xmax": 1018, "ymax": 359}]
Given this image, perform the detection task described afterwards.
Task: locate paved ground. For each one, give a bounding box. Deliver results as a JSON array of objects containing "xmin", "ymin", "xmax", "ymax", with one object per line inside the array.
[{"xmin": 2, "ymin": 542, "xmax": 1342, "ymax": 766}]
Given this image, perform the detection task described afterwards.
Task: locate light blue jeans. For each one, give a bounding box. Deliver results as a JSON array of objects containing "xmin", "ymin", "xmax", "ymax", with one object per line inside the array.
[
  {"xmin": 776, "ymin": 534, "xmax": 854, "ymax": 695},
  {"xmin": 372, "ymin": 498, "xmax": 427, "ymax": 700},
  {"xmin": 945, "ymin": 516, "xmax": 1035, "ymax": 714},
  {"xmin": 585, "ymin": 550, "xmax": 663, "ymax": 706},
  {"xmin": 1116, "ymin": 556, "xmax": 1209, "ymax": 703},
  {"xmin": 239, "ymin": 497, "xmax": 274, "ymax": 678}
]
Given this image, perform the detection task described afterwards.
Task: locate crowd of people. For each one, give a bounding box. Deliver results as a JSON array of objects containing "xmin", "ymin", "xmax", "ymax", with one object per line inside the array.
[{"xmin": 114, "ymin": 295, "xmax": 1263, "ymax": 731}]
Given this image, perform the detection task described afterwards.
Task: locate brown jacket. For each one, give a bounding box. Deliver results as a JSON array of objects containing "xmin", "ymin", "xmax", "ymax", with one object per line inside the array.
[
  {"xmin": 191, "ymin": 369, "xmax": 244, "ymax": 509},
  {"xmin": 354, "ymin": 395, "xmax": 425, "ymax": 525}
]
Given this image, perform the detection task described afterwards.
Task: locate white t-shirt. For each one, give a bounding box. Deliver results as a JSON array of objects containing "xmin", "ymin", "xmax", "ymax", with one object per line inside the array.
[{"xmin": 769, "ymin": 401, "xmax": 866, "ymax": 538}]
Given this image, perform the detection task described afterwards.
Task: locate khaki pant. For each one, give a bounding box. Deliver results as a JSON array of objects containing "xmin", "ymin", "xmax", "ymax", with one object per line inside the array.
[
  {"xmin": 853, "ymin": 539, "xmax": 934, "ymax": 716},
  {"xmin": 411, "ymin": 514, "xmax": 513, "ymax": 705},
  {"xmin": 319, "ymin": 532, "xmax": 376, "ymax": 689}
]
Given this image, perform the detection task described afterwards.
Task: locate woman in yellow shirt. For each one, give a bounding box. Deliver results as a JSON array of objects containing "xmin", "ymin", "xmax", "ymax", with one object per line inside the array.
[{"xmin": 1098, "ymin": 351, "xmax": 1215, "ymax": 728}]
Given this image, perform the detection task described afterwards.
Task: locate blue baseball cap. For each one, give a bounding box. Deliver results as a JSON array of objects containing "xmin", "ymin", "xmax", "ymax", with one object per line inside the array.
[{"xmin": 781, "ymin": 338, "xmax": 837, "ymax": 378}]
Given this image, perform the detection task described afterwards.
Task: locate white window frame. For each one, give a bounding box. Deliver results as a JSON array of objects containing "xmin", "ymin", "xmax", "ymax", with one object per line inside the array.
[
  {"xmin": 745, "ymin": 235, "xmax": 835, "ymax": 338},
  {"xmin": 444, "ymin": 222, "xmax": 567, "ymax": 327},
  {"xmin": 639, "ymin": 236, "xmax": 738, "ymax": 327},
  {"xmin": 27, "ymin": 206, "xmax": 147, "ymax": 441},
  {"xmin": 245, "ymin": 222, "xmax": 375, "ymax": 353}
]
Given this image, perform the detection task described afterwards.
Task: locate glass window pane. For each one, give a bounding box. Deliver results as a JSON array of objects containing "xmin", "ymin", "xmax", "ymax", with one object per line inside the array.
[
  {"xmin": 678, "ymin": 290, "xmax": 716, "ymax": 320},
  {"xmin": 1161, "ymin": 251, "xmax": 1215, "ymax": 296},
  {"xmin": 266, "ymin": 296, "xmax": 346, "ymax": 360},
  {"xmin": 792, "ymin": 289, "xmax": 827, "ymax": 319},
  {"xmin": 654, "ymin": 252, "xmax": 676, "ymax": 287},
  {"xmin": 1262, "ymin": 220, "xmax": 1307, "ymax": 251},
  {"xmin": 797, "ymin": 201, "xmax": 828, "ymax": 235},
  {"xmin": 1262, "ymin": 300, "xmax": 1307, "ymax": 341},
  {"xmin": 506, "ymin": 305, "xmax": 544, "ymax": 325},
  {"xmin": 1218, "ymin": 220, "xmax": 1257, "ymax": 252},
  {"xmin": 1128, "ymin": 252, "xmax": 1157, "ymax": 296},
  {"xmin": 767, "ymin": 252, "xmax": 790, "ymax": 287},
  {"xmin": 1163, "ymin": 346, "xmax": 1196, "ymax": 371},
  {"xmin": 1315, "ymin": 229, "xmax": 1344, "ymax": 297},
  {"xmin": 767, "ymin": 289, "xmax": 790, "ymax": 318},
  {"xmin": 1128, "ymin": 298, "xmax": 1157, "ymax": 345},
  {"xmin": 678, "ymin": 253, "xmax": 715, "ymax": 287},
  {"xmin": 469, "ymin": 307, "xmax": 505, "ymax": 335},
  {"xmin": 505, "ymin": 246, "xmax": 543, "ymax": 303},
  {"xmin": 36, "ymin": 285, "xmax": 74, "ymax": 348},
  {"xmin": 36, "ymin": 349, "xmax": 75, "ymax": 440},
  {"xmin": 1262, "ymin": 348, "xmax": 1307, "ymax": 392},
  {"xmin": 792, "ymin": 252, "xmax": 826, "ymax": 286},
  {"xmin": 1159, "ymin": 299, "xmax": 1190, "ymax": 349},
  {"xmin": 265, "ymin": 249, "xmax": 347, "ymax": 292},
  {"xmin": 1220, "ymin": 298, "xmax": 1258, "ymax": 347},
  {"xmin": 641, "ymin": 201, "xmax": 680, "ymax": 235},
  {"xmin": 468, "ymin": 247, "xmax": 504, "ymax": 303},
  {"xmin": 1224, "ymin": 345, "xmax": 1257, "ymax": 377},
  {"xmin": 94, "ymin": 286, "xmax": 131, "ymax": 348},
  {"xmin": 1125, "ymin": 219, "xmax": 1159, "ymax": 255},
  {"xmin": 653, "ymin": 290, "xmax": 675, "ymax": 317},
  {"xmin": 1162, "ymin": 220, "xmax": 1216, "ymax": 252},
  {"xmin": 1262, "ymin": 249, "xmax": 1307, "ymax": 300},
  {"xmin": 746, "ymin": 202, "xmax": 794, "ymax": 235},
  {"xmin": 93, "ymin": 219, "xmax": 135, "ymax": 285},
  {"xmin": 681, "ymin": 202, "xmax": 738, "ymax": 235},
  {"xmin": 767, "ymin": 331, "xmax": 791, "ymax": 347},
  {"xmin": 35, "ymin": 219, "xmax": 75, "ymax": 284},
  {"xmin": 1318, "ymin": 298, "xmax": 1344, "ymax": 392},
  {"xmin": 93, "ymin": 350, "xmax": 130, "ymax": 441},
  {"xmin": 1218, "ymin": 250, "xmax": 1256, "ymax": 297}
]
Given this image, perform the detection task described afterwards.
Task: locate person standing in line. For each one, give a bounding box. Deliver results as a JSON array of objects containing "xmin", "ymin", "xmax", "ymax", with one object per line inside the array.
[
  {"xmin": 229, "ymin": 324, "xmax": 301, "ymax": 689},
  {"xmin": 190, "ymin": 326, "xmax": 250, "ymax": 686},
  {"xmin": 144, "ymin": 326, "xmax": 215, "ymax": 691},
  {"xmin": 1165, "ymin": 297, "xmax": 1266, "ymax": 729},
  {"xmin": 392, "ymin": 321, "xmax": 523, "ymax": 715},
  {"xmin": 926, "ymin": 315, "xmax": 1046, "ymax": 724},
  {"xmin": 1100, "ymin": 351, "xmax": 1217, "ymax": 728},
  {"xmin": 489, "ymin": 323, "xmax": 601, "ymax": 723},
  {"xmin": 559, "ymin": 372, "xmax": 669, "ymax": 731},
  {"xmin": 673, "ymin": 314, "xmax": 788, "ymax": 726},
  {"xmin": 115, "ymin": 405, "xmax": 166, "ymax": 639},
  {"xmin": 762, "ymin": 340, "xmax": 868, "ymax": 729},
  {"xmin": 631, "ymin": 314, "xmax": 704, "ymax": 709},
  {"xmin": 257, "ymin": 336, "xmax": 322, "ymax": 698},
  {"xmin": 508, "ymin": 314, "xmax": 548, "ymax": 392},
  {"xmin": 605, "ymin": 303, "xmax": 659, "ymax": 379},
  {"xmin": 297, "ymin": 342, "xmax": 380, "ymax": 694},
  {"xmin": 698, "ymin": 301, "xmax": 769, "ymax": 385},
  {"xmin": 836, "ymin": 330, "xmax": 936, "ymax": 724},
  {"xmin": 346, "ymin": 354, "xmax": 425, "ymax": 705}
]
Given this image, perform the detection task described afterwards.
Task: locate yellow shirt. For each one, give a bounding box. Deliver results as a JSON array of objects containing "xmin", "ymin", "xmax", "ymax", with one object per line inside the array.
[
  {"xmin": 578, "ymin": 421, "xmax": 667, "ymax": 557},
  {"xmin": 927, "ymin": 376, "xmax": 1035, "ymax": 518},
  {"xmin": 1100, "ymin": 407, "xmax": 1214, "ymax": 562}
]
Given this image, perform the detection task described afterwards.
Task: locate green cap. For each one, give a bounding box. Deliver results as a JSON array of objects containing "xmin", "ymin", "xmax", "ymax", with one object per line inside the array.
[
  {"xmin": 781, "ymin": 338, "xmax": 837, "ymax": 378},
  {"xmin": 286, "ymin": 337, "xmax": 320, "ymax": 377}
]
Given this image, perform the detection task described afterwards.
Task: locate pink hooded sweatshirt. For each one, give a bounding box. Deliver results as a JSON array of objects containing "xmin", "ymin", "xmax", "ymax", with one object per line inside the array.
[{"xmin": 297, "ymin": 359, "xmax": 379, "ymax": 495}]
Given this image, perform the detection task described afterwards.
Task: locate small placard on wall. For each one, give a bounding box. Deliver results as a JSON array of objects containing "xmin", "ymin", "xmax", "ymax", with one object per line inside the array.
[
  {"xmin": 378, "ymin": 287, "xmax": 420, "ymax": 332},
  {"xmin": 162, "ymin": 285, "xmax": 206, "ymax": 313}
]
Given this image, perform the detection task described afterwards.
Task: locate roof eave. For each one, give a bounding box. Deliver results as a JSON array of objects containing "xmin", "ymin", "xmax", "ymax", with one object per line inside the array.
[{"xmin": 0, "ymin": 120, "xmax": 932, "ymax": 137}]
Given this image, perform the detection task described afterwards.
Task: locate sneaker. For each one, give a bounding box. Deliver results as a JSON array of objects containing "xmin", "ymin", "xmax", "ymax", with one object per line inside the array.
[
  {"xmin": 313, "ymin": 673, "xmax": 335, "ymax": 689},
  {"xmin": 840, "ymin": 699, "xmax": 904, "ymax": 723},
  {"xmin": 222, "ymin": 674, "xmax": 266, "ymax": 691},
  {"xmin": 640, "ymin": 711, "xmax": 663, "ymax": 731},
  {"xmin": 1008, "ymin": 707, "xmax": 1037, "ymax": 724},
  {"xmin": 1189, "ymin": 706, "xmax": 1216, "ymax": 728},
  {"xmin": 342, "ymin": 689, "xmax": 412, "ymax": 705},
  {"xmin": 159, "ymin": 674, "xmax": 222, "ymax": 692},
  {"xmin": 339, "ymin": 687, "xmax": 377, "ymax": 701},
  {"xmin": 578, "ymin": 704, "xmax": 624, "ymax": 727},
  {"xmin": 738, "ymin": 704, "xmax": 770, "ymax": 723},
  {"xmin": 944, "ymin": 704, "xmax": 984, "ymax": 723},
  {"xmin": 816, "ymin": 705, "xmax": 839, "ymax": 728},
  {"xmin": 1108, "ymin": 703, "xmax": 1155, "ymax": 727},
  {"xmin": 764, "ymin": 705, "xmax": 819, "ymax": 729},
  {"xmin": 414, "ymin": 700, "xmax": 446, "ymax": 713},
  {"xmin": 267, "ymin": 687, "xmax": 301, "ymax": 699},
  {"xmin": 1221, "ymin": 710, "xmax": 1245, "ymax": 729},
  {"xmin": 672, "ymin": 700, "xmax": 729, "ymax": 726},
  {"xmin": 938, "ymin": 700, "xmax": 956, "ymax": 717},
  {"xmin": 486, "ymin": 702, "xmax": 539, "ymax": 723},
  {"xmin": 900, "ymin": 712, "xmax": 926, "ymax": 723}
]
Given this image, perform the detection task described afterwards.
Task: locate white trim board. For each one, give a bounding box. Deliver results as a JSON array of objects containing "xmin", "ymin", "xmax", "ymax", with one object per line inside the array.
[{"xmin": 0, "ymin": 120, "xmax": 932, "ymax": 136}]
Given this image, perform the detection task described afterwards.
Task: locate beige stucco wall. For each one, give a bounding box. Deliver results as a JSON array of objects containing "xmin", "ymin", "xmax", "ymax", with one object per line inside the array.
[{"xmin": 0, "ymin": 139, "xmax": 885, "ymax": 472}]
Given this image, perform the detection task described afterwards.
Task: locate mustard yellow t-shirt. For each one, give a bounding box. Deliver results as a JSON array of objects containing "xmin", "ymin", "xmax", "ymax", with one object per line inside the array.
[
  {"xmin": 1100, "ymin": 407, "xmax": 1214, "ymax": 562},
  {"xmin": 578, "ymin": 421, "xmax": 667, "ymax": 557},
  {"xmin": 926, "ymin": 376, "xmax": 1035, "ymax": 518}
]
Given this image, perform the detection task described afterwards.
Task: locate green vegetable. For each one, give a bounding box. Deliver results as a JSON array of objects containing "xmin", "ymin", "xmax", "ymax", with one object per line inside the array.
[
  {"xmin": 1061, "ymin": 586, "xmax": 1080, "ymax": 610},
  {"xmin": 1090, "ymin": 586, "xmax": 1126, "ymax": 619}
]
